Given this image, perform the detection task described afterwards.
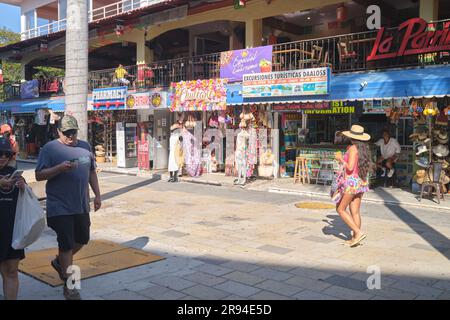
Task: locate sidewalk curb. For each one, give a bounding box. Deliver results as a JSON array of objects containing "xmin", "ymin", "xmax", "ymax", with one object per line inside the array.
[
  {"xmin": 180, "ymin": 178, "xmax": 222, "ymax": 187},
  {"xmin": 98, "ymin": 168, "xmax": 226, "ymax": 187},
  {"xmin": 100, "ymin": 169, "xmax": 139, "ymax": 177},
  {"xmin": 87, "ymin": 168, "xmax": 447, "ymax": 211},
  {"xmin": 268, "ymin": 187, "xmax": 450, "ymax": 212}
]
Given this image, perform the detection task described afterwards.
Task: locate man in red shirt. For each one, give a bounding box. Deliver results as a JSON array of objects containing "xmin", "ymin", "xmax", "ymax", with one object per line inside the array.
[{"xmin": 0, "ymin": 124, "xmax": 19, "ymax": 168}]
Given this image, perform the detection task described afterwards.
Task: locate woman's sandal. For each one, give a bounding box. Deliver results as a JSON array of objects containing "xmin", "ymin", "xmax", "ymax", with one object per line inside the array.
[
  {"xmin": 344, "ymin": 239, "xmax": 353, "ymax": 245},
  {"xmin": 350, "ymin": 233, "xmax": 367, "ymax": 247}
]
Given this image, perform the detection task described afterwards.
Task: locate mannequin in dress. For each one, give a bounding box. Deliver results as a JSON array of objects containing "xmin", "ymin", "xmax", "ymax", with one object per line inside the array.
[
  {"xmin": 234, "ymin": 119, "xmax": 250, "ymax": 186},
  {"xmin": 168, "ymin": 123, "xmax": 181, "ymax": 182}
]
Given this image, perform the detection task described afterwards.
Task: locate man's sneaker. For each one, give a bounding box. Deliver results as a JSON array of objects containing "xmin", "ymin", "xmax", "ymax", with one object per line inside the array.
[
  {"xmin": 51, "ymin": 256, "xmax": 65, "ymax": 281},
  {"xmin": 380, "ymin": 168, "xmax": 386, "ymax": 177},
  {"xmin": 387, "ymin": 168, "xmax": 395, "ymax": 178},
  {"xmin": 64, "ymin": 285, "xmax": 82, "ymax": 300}
]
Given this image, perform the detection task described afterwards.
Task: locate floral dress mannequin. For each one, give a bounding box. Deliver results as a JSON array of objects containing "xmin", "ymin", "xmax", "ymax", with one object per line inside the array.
[
  {"xmin": 182, "ymin": 129, "xmax": 201, "ymax": 177},
  {"xmin": 234, "ymin": 125, "xmax": 250, "ymax": 185}
]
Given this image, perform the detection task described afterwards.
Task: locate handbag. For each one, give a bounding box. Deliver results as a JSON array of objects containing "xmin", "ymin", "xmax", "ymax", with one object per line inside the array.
[
  {"xmin": 330, "ymin": 168, "xmax": 345, "ymax": 204},
  {"xmin": 12, "ymin": 185, "xmax": 46, "ymax": 249}
]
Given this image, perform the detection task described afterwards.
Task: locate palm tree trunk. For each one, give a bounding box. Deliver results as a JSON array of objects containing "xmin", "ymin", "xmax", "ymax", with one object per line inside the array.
[{"xmin": 65, "ymin": 0, "xmax": 88, "ymax": 141}]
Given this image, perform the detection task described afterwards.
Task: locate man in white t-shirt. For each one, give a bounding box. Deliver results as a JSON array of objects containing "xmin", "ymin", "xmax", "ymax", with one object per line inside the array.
[{"xmin": 375, "ymin": 130, "xmax": 401, "ymax": 178}]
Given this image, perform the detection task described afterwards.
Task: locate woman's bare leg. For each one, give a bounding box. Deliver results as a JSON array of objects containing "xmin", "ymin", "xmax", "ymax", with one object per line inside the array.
[
  {"xmin": 349, "ymin": 193, "xmax": 363, "ymax": 231},
  {"xmin": 336, "ymin": 194, "xmax": 361, "ymax": 237},
  {"xmin": 0, "ymin": 259, "xmax": 20, "ymax": 300}
]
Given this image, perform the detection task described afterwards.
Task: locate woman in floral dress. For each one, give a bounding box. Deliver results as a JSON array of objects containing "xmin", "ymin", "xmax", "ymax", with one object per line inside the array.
[{"xmin": 335, "ymin": 125, "xmax": 373, "ymax": 247}]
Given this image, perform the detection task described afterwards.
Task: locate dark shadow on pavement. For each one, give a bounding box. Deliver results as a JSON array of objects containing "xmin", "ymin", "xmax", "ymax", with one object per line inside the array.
[
  {"xmin": 376, "ymin": 188, "xmax": 450, "ymax": 260},
  {"xmin": 99, "ymin": 176, "xmax": 161, "ymax": 201},
  {"xmin": 121, "ymin": 236, "xmax": 150, "ymax": 250},
  {"xmin": 322, "ymin": 215, "xmax": 352, "ymax": 241}
]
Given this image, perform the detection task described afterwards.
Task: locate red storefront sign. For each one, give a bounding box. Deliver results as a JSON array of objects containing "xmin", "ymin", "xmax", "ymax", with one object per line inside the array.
[
  {"xmin": 138, "ymin": 142, "xmax": 150, "ymax": 170},
  {"xmin": 272, "ymin": 101, "xmax": 330, "ymax": 111},
  {"xmin": 367, "ymin": 17, "xmax": 450, "ymax": 61}
]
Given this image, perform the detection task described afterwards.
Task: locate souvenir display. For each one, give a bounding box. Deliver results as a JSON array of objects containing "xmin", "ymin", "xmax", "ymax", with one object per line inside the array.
[{"xmin": 410, "ymin": 97, "xmax": 450, "ymax": 197}]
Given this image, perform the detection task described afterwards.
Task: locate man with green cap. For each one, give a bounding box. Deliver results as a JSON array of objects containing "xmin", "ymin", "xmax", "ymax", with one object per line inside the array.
[{"xmin": 35, "ymin": 114, "xmax": 101, "ymax": 300}]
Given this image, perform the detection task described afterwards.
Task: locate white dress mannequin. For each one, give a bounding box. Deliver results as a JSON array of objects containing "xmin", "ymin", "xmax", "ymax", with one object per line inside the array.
[
  {"xmin": 234, "ymin": 129, "xmax": 250, "ymax": 185},
  {"xmin": 168, "ymin": 129, "xmax": 180, "ymax": 178}
]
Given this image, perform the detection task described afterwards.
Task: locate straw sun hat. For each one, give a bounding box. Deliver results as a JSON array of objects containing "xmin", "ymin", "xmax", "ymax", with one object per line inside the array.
[{"xmin": 342, "ymin": 125, "xmax": 371, "ymax": 141}]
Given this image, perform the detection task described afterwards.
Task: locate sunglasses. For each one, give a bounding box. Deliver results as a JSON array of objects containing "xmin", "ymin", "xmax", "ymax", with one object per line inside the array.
[
  {"xmin": 0, "ymin": 151, "xmax": 13, "ymax": 158},
  {"xmin": 62, "ymin": 129, "xmax": 78, "ymax": 138}
]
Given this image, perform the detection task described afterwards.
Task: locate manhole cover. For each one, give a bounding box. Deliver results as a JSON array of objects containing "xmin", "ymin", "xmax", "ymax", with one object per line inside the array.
[{"xmin": 295, "ymin": 202, "xmax": 335, "ymax": 209}]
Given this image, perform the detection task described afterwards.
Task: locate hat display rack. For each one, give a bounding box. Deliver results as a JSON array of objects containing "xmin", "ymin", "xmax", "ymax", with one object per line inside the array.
[
  {"xmin": 411, "ymin": 98, "xmax": 450, "ymax": 190},
  {"xmin": 88, "ymin": 113, "xmax": 107, "ymax": 163}
]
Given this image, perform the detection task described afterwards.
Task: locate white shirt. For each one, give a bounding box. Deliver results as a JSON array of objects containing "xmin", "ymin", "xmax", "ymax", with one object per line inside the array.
[{"xmin": 375, "ymin": 137, "xmax": 401, "ymax": 159}]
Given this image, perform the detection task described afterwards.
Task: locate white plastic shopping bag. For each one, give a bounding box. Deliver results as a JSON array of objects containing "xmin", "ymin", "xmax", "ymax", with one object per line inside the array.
[{"xmin": 12, "ymin": 185, "xmax": 46, "ymax": 249}]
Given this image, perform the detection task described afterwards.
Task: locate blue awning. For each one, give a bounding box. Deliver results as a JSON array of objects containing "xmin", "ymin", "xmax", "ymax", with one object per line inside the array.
[
  {"xmin": 12, "ymin": 100, "xmax": 49, "ymax": 114},
  {"xmin": 0, "ymin": 98, "xmax": 65, "ymax": 113},
  {"xmin": 331, "ymin": 65, "xmax": 450, "ymax": 100},
  {"xmin": 47, "ymin": 99, "xmax": 65, "ymax": 112},
  {"xmin": 0, "ymin": 105, "xmax": 10, "ymax": 112}
]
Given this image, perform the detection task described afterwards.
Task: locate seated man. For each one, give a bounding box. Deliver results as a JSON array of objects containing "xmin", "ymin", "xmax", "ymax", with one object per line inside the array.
[
  {"xmin": 114, "ymin": 64, "xmax": 130, "ymax": 86},
  {"xmin": 375, "ymin": 130, "xmax": 401, "ymax": 178}
]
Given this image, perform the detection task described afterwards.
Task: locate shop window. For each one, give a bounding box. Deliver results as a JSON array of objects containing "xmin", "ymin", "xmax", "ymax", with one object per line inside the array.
[{"xmin": 307, "ymin": 117, "xmax": 326, "ymax": 144}]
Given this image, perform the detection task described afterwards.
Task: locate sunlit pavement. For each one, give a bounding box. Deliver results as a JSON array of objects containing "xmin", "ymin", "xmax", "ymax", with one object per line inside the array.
[{"xmin": 4, "ymin": 171, "xmax": 450, "ymax": 300}]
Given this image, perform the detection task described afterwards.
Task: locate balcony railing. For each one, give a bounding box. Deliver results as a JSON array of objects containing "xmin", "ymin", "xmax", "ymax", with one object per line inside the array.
[
  {"xmin": 271, "ymin": 22, "xmax": 450, "ymax": 74},
  {"xmin": 88, "ymin": 22, "xmax": 450, "ymax": 91},
  {"xmin": 89, "ymin": 53, "xmax": 220, "ymax": 91},
  {"xmin": 0, "ymin": 78, "xmax": 65, "ymax": 102},
  {"xmin": 21, "ymin": 19, "xmax": 67, "ymax": 40},
  {"xmin": 0, "ymin": 83, "xmax": 21, "ymax": 102},
  {"xmin": 21, "ymin": 0, "xmax": 167, "ymax": 40},
  {"xmin": 11, "ymin": 19, "xmax": 450, "ymax": 99}
]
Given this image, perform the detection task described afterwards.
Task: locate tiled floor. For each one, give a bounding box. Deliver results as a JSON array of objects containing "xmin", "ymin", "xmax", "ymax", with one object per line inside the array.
[{"xmin": 7, "ymin": 172, "xmax": 450, "ymax": 300}]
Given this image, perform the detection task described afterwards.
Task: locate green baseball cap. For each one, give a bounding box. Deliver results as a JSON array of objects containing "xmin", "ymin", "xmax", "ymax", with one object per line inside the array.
[{"xmin": 60, "ymin": 115, "xmax": 79, "ymax": 132}]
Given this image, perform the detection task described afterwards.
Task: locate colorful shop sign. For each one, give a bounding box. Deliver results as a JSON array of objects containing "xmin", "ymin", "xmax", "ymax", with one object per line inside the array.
[
  {"xmin": 303, "ymin": 101, "xmax": 363, "ymax": 115},
  {"xmin": 126, "ymin": 93, "xmax": 151, "ymax": 110},
  {"xmin": 363, "ymin": 98, "xmax": 408, "ymax": 114},
  {"xmin": 272, "ymin": 102, "xmax": 330, "ymax": 112},
  {"xmin": 170, "ymin": 79, "xmax": 227, "ymax": 111},
  {"xmin": 125, "ymin": 91, "xmax": 169, "ymax": 110},
  {"xmin": 149, "ymin": 90, "xmax": 169, "ymax": 109},
  {"xmin": 368, "ymin": 18, "xmax": 450, "ymax": 61},
  {"xmin": 220, "ymin": 46, "xmax": 273, "ymax": 83},
  {"xmin": 92, "ymin": 86, "xmax": 127, "ymax": 110},
  {"xmin": 242, "ymin": 68, "xmax": 330, "ymax": 98}
]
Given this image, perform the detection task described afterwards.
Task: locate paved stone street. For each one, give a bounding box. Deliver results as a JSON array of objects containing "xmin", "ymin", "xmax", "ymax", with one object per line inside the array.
[{"xmin": 3, "ymin": 170, "xmax": 450, "ymax": 300}]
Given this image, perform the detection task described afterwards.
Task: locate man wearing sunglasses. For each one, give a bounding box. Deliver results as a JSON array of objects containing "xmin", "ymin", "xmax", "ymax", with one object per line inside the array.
[{"xmin": 35, "ymin": 114, "xmax": 101, "ymax": 300}]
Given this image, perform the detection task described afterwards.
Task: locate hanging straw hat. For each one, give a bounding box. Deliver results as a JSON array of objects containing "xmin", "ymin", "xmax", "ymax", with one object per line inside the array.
[
  {"xmin": 342, "ymin": 125, "xmax": 371, "ymax": 141},
  {"xmin": 414, "ymin": 169, "xmax": 426, "ymax": 184},
  {"xmin": 433, "ymin": 144, "xmax": 450, "ymax": 158},
  {"xmin": 418, "ymin": 132, "xmax": 429, "ymax": 141}
]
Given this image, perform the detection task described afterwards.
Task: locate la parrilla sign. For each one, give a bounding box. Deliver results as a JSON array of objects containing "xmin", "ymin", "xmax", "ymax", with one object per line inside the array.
[{"xmin": 368, "ymin": 17, "xmax": 450, "ymax": 61}]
